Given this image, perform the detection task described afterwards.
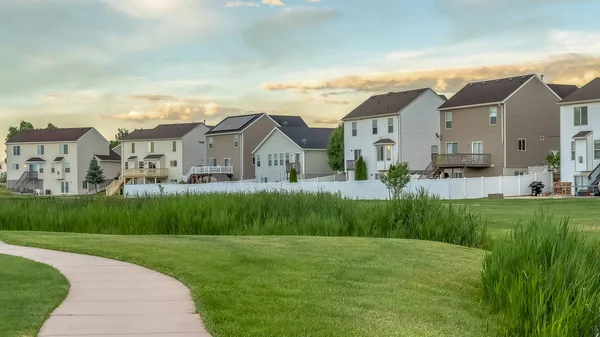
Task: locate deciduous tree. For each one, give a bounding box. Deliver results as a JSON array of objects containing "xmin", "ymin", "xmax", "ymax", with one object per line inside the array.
[{"xmin": 380, "ymin": 162, "xmax": 411, "ymax": 199}]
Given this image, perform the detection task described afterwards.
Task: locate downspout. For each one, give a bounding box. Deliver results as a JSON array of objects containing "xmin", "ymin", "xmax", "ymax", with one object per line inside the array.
[
  {"xmin": 501, "ymin": 103, "xmax": 507, "ymax": 172},
  {"xmin": 240, "ymin": 133, "xmax": 243, "ymax": 180},
  {"xmin": 397, "ymin": 114, "xmax": 402, "ymax": 163},
  {"xmin": 302, "ymin": 150, "xmax": 306, "ymax": 179}
]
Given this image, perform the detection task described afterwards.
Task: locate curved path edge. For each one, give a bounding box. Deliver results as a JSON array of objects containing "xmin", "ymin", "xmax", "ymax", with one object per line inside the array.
[{"xmin": 0, "ymin": 241, "xmax": 211, "ymax": 337}]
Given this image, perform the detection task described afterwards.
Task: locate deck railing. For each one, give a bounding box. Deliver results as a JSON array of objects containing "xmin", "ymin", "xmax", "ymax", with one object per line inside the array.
[
  {"xmin": 432, "ymin": 154, "xmax": 492, "ymax": 168},
  {"xmin": 123, "ymin": 168, "xmax": 169, "ymax": 178}
]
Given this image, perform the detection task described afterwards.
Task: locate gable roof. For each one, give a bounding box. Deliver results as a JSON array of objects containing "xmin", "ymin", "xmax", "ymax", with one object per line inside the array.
[
  {"xmin": 205, "ymin": 113, "xmax": 264, "ymax": 135},
  {"xmin": 342, "ymin": 88, "xmax": 433, "ymax": 121},
  {"xmin": 439, "ymin": 74, "xmax": 536, "ymax": 110},
  {"xmin": 278, "ymin": 127, "xmax": 334, "ymax": 149},
  {"xmin": 547, "ymin": 84, "xmax": 579, "ymax": 99},
  {"xmin": 560, "ymin": 78, "xmax": 600, "ymax": 104},
  {"xmin": 270, "ymin": 115, "xmax": 308, "ymax": 127},
  {"xmin": 95, "ymin": 150, "xmax": 121, "ymax": 162},
  {"xmin": 122, "ymin": 123, "xmax": 203, "ymax": 141},
  {"xmin": 6, "ymin": 127, "xmax": 92, "ymax": 144}
]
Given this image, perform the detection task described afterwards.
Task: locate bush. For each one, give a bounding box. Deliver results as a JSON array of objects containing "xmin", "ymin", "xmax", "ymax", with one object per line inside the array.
[
  {"xmin": 289, "ymin": 168, "xmax": 298, "ymax": 183},
  {"xmin": 481, "ymin": 210, "xmax": 600, "ymax": 336},
  {"xmin": 355, "ymin": 156, "xmax": 367, "ymax": 180},
  {"xmin": 380, "ymin": 162, "xmax": 411, "ymax": 199},
  {"xmin": 0, "ymin": 191, "xmax": 488, "ymax": 248}
]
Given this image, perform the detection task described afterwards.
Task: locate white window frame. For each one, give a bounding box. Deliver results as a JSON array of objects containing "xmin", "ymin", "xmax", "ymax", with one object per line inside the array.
[
  {"xmin": 268, "ymin": 154, "xmax": 272, "ymax": 167},
  {"xmin": 387, "ymin": 117, "xmax": 393, "ymax": 133},
  {"xmin": 445, "ymin": 111, "xmax": 452, "ymax": 129},
  {"xmin": 471, "ymin": 141, "xmax": 483, "ymax": 154},
  {"xmin": 148, "ymin": 142, "xmax": 154, "ymax": 153},
  {"xmin": 517, "ymin": 138, "xmax": 526, "ymax": 152},
  {"xmin": 64, "ymin": 163, "xmax": 71, "ymax": 173},
  {"xmin": 274, "ymin": 153, "xmax": 278, "ymax": 166},
  {"xmin": 446, "ymin": 142, "xmax": 458, "ymax": 154},
  {"xmin": 170, "ymin": 160, "xmax": 178, "ymax": 167},
  {"xmin": 279, "ymin": 152, "xmax": 284, "ymax": 166},
  {"xmin": 256, "ymin": 155, "xmax": 261, "ymax": 167},
  {"xmin": 13, "ymin": 145, "xmax": 20, "ymax": 156},
  {"xmin": 351, "ymin": 122, "xmax": 357, "ymax": 136},
  {"xmin": 489, "ymin": 107, "xmax": 497, "ymax": 125},
  {"xmin": 224, "ymin": 158, "xmax": 231, "ymax": 166},
  {"xmin": 372, "ymin": 120, "xmax": 378, "ymax": 135},
  {"xmin": 11, "ymin": 163, "xmax": 19, "ymax": 170},
  {"xmin": 571, "ymin": 141, "xmax": 576, "ymax": 161},
  {"xmin": 594, "ymin": 140, "xmax": 600, "ymax": 160},
  {"xmin": 131, "ymin": 143, "xmax": 135, "ymax": 153},
  {"xmin": 208, "ymin": 158, "xmax": 217, "ymax": 166},
  {"xmin": 208, "ymin": 137, "xmax": 214, "ymax": 149},
  {"xmin": 59, "ymin": 144, "xmax": 68, "ymax": 155},
  {"xmin": 574, "ymin": 106, "xmax": 588, "ymax": 126},
  {"xmin": 172, "ymin": 141, "xmax": 177, "ymax": 152},
  {"xmin": 37, "ymin": 144, "xmax": 44, "ymax": 155},
  {"xmin": 234, "ymin": 134, "xmax": 239, "ymax": 148}
]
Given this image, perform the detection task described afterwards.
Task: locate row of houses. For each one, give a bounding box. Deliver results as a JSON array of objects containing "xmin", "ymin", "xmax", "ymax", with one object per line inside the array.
[{"xmin": 5, "ymin": 74, "xmax": 600, "ymax": 195}]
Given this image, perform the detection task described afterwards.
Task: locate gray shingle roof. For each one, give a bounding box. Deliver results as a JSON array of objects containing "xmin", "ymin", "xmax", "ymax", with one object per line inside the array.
[
  {"xmin": 270, "ymin": 115, "xmax": 308, "ymax": 127},
  {"xmin": 373, "ymin": 138, "xmax": 396, "ymax": 145},
  {"xmin": 573, "ymin": 131, "xmax": 592, "ymax": 139},
  {"xmin": 342, "ymin": 88, "xmax": 431, "ymax": 121},
  {"xmin": 95, "ymin": 151, "xmax": 121, "ymax": 162},
  {"xmin": 6, "ymin": 127, "xmax": 92, "ymax": 144},
  {"xmin": 560, "ymin": 78, "xmax": 600, "ymax": 104},
  {"xmin": 122, "ymin": 123, "xmax": 203, "ymax": 141},
  {"xmin": 278, "ymin": 127, "xmax": 334, "ymax": 149},
  {"xmin": 547, "ymin": 84, "xmax": 579, "ymax": 99},
  {"xmin": 205, "ymin": 113, "xmax": 264, "ymax": 135}
]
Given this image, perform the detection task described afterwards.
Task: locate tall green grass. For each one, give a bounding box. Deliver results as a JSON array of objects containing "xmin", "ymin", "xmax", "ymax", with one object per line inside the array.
[
  {"xmin": 0, "ymin": 191, "xmax": 488, "ymax": 247},
  {"xmin": 481, "ymin": 210, "xmax": 600, "ymax": 336}
]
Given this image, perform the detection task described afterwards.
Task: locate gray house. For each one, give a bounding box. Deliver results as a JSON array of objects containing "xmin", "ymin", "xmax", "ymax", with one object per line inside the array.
[{"xmin": 252, "ymin": 127, "xmax": 335, "ymax": 182}]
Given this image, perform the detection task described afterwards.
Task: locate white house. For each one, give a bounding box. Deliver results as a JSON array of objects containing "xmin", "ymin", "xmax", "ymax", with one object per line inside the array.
[
  {"xmin": 119, "ymin": 122, "xmax": 211, "ymax": 185},
  {"xmin": 252, "ymin": 127, "xmax": 335, "ymax": 182},
  {"xmin": 559, "ymin": 77, "xmax": 600, "ymax": 194},
  {"xmin": 5, "ymin": 127, "xmax": 119, "ymax": 195},
  {"xmin": 342, "ymin": 88, "xmax": 446, "ymax": 181}
]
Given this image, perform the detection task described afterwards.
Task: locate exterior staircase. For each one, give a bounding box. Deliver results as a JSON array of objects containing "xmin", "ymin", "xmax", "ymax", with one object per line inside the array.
[
  {"xmin": 587, "ymin": 162, "xmax": 600, "ymax": 195},
  {"xmin": 12, "ymin": 171, "xmax": 36, "ymax": 193},
  {"xmin": 418, "ymin": 161, "xmax": 444, "ymax": 180},
  {"xmin": 105, "ymin": 176, "xmax": 125, "ymax": 196}
]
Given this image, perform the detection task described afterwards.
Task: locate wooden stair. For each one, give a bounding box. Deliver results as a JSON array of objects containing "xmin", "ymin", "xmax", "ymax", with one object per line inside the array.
[{"xmin": 105, "ymin": 176, "xmax": 124, "ymax": 196}]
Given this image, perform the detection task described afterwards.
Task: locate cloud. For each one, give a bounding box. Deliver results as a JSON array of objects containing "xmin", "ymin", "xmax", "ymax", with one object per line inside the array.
[
  {"xmin": 111, "ymin": 101, "xmax": 243, "ymax": 122},
  {"xmin": 101, "ymin": 0, "xmax": 187, "ymax": 19},
  {"xmin": 324, "ymin": 98, "xmax": 349, "ymax": 105},
  {"xmin": 313, "ymin": 118, "xmax": 339, "ymax": 125},
  {"xmin": 262, "ymin": 0, "xmax": 285, "ymax": 5},
  {"xmin": 128, "ymin": 94, "xmax": 178, "ymax": 101},
  {"xmin": 225, "ymin": 1, "xmax": 260, "ymax": 7},
  {"xmin": 307, "ymin": 0, "xmax": 322, "ymax": 2}
]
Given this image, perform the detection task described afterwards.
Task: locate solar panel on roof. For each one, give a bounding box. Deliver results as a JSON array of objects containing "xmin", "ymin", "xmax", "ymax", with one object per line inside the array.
[{"xmin": 211, "ymin": 115, "xmax": 256, "ymax": 132}]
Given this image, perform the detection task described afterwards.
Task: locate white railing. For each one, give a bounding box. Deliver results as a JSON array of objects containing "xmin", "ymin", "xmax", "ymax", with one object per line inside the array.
[
  {"xmin": 123, "ymin": 168, "xmax": 169, "ymax": 178},
  {"xmin": 182, "ymin": 166, "xmax": 234, "ymax": 182}
]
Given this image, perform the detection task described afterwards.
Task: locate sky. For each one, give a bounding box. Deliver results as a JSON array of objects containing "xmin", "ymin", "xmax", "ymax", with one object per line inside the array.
[{"xmin": 1, "ymin": 0, "xmax": 600, "ymax": 162}]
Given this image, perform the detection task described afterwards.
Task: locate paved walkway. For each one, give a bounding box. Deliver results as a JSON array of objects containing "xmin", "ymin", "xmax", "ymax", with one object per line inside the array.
[{"xmin": 0, "ymin": 241, "xmax": 211, "ymax": 337}]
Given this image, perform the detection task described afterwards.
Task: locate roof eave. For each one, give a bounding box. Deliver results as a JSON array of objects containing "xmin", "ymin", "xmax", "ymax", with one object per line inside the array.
[
  {"xmin": 558, "ymin": 98, "xmax": 600, "ymax": 106},
  {"xmin": 438, "ymin": 101, "xmax": 503, "ymax": 111}
]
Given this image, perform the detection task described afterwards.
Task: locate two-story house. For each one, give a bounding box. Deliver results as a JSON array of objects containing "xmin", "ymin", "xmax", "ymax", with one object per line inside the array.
[
  {"xmin": 5, "ymin": 127, "xmax": 118, "ymax": 195},
  {"xmin": 558, "ymin": 77, "xmax": 600, "ymax": 194},
  {"xmin": 252, "ymin": 127, "xmax": 335, "ymax": 182},
  {"xmin": 204, "ymin": 113, "xmax": 307, "ymax": 181},
  {"xmin": 342, "ymin": 88, "xmax": 446, "ymax": 181},
  {"xmin": 435, "ymin": 74, "xmax": 577, "ymax": 178},
  {"xmin": 119, "ymin": 122, "xmax": 211, "ymax": 185}
]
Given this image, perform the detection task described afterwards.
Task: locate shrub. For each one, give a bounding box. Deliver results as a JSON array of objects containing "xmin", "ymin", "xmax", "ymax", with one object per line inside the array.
[
  {"xmin": 481, "ymin": 210, "xmax": 600, "ymax": 336},
  {"xmin": 355, "ymin": 156, "xmax": 367, "ymax": 180},
  {"xmin": 289, "ymin": 168, "xmax": 298, "ymax": 183},
  {"xmin": 380, "ymin": 162, "xmax": 411, "ymax": 199}
]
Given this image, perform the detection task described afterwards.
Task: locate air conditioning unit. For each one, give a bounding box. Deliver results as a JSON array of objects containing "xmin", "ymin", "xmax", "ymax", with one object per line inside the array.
[{"xmin": 45, "ymin": 190, "xmax": 51, "ymax": 195}]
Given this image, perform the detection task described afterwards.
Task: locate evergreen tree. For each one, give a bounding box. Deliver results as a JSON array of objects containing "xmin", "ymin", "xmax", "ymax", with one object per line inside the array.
[
  {"xmin": 355, "ymin": 156, "xmax": 367, "ymax": 180},
  {"xmin": 85, "ymin": 157, "xmax": 105, "ymax": 192},
  {"xmin": 289, "ymin": 167, "xmax": 298, "ymax": 183},
  {"xmin": 327, "ymin": 123, "xmax": 344, "ymax": 172}
]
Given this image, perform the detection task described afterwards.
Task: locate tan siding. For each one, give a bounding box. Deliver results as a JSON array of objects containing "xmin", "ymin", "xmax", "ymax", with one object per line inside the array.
[
  {"xmin": 505, "ymin": 78, "xmax": 560, "ymax": 169},
  {"xmin": 241, "ymin": 116, "xmax": 278, "ymax": 179},
  {"xmin": 439, "ymin": 105, "xmax": 504, "ymax": 177},
  {"xmin": 206, "ymin": 134, "xmax": 241, "ymax": 179}
]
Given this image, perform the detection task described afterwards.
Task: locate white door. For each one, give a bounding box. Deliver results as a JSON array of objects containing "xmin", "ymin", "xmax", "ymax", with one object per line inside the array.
[
  {"xmin": 575, "ymin": 139, "xmax": 588, "ymax": 172},
  {"xmin": 471, "ymin": 141, "xmax": 483, "ymax": 154}
]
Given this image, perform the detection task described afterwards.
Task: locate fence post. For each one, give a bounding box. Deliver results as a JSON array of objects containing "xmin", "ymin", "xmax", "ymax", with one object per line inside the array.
[
  {"xmin": 481, "ymin": 176, "xmax": 484, "ymax": 198},
  {"xmin": 463, "ymin": 177, "xmax": 467, "ymax": 199}
]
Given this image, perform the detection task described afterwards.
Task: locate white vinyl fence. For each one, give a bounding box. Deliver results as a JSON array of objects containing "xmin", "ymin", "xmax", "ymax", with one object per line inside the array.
[{"xmin": 124, "ymin": 172, "xmax": 552, "ymax": 200}]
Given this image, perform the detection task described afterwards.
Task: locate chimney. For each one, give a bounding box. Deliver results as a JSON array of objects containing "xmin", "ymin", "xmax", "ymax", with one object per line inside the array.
[
  {"xmin": 540, "ymin": 74, "xmax": 544, "ymax": 82},
  {"xmin": 203, "ymin": 120, "xmax": 206, "ymax": 124}
]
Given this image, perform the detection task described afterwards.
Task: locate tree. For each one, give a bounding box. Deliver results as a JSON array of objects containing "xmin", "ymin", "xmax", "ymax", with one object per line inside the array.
[
  {"xmin": 289, "ymin": 167, "xmax": 298, "ymax": 183},
  {"xmin": 5, "ymin": 121, "xmax": 34, "ymax": 142},
  {"xmin": 380, "ymin": 162, "xmax": 411, "ymax": 199},
  {"xmin": 46, "ymin": 122, "xmax": 58, "ymax": 130},
  {"xmin": 85, "ymin": 157, "xmax": 105, "ymax": 193},
  {"xmin": 546, "ymin": 151, "xmax": 560, "ymax": 172},
  {"xmin": 327, "ymin": 123, "xmax": 344, "ymax": 172},
  {"xmin": 110, "ymin": 128, "xmax": 130, "ymax": 149},
  {"xmin": 355, "ymin": 156, "xmax": 367, "ymax": 180},
  {"xmin": 0, "ymin": 172, "xmax": 6, "ymax": 184}
]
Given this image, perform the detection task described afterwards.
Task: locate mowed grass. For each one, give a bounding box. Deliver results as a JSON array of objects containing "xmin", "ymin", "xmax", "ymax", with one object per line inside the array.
[
  {"xmin": 0, "ymin": 232, "xmax": 496, "ymax": 337},
  {"xmin": 0, "ymin": 254, "xmax": 69, "ymax": 337}
]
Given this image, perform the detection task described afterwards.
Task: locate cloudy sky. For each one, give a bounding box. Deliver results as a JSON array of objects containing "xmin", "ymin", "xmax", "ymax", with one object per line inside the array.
[{"xmin": 1, "ymin": 0, "xmax": 600, "ymax": 159}]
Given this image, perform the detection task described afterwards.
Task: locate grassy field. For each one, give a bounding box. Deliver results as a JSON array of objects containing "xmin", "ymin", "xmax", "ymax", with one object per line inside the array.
[
  {"xmin": 0, "ymin": 232, "xmax": 496, "ymax": 337},
  {"xmin": 0, "ymin": 254, "xmax": 69, "ymax": 337}
]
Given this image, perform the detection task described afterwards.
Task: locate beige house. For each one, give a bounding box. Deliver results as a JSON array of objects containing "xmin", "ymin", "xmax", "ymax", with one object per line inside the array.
[
  {"xmin": 204, "ymin": 113, "xmax": 307, "ymax": 181},
  {"xmin": 429, "ymin": 74, "xmax": 577, "ymax": 178}
]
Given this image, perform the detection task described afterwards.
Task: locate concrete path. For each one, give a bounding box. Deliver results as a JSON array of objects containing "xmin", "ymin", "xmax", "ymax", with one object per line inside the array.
[{"xmin": 0, "ymin": 241, "xmax": 211, "ymax": 337}]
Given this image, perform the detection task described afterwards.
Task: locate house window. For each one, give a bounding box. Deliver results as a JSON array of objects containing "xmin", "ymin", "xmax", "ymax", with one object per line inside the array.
[
  {"xmin": 388, "ymin": 118, "xmax": 393, "ymax": 133},
  {"xmin": 571, "ymin": 141, "xmax": 576, "ymax": 160},
  {"xmin": 13, "ymin": 145, "xmax": 20, "ymax": 156},
  {"xmin": 518, "ymin": 138, "xmax": 526, "ymax": 152},
  {"xmin": 431, "ymin": 145, "xmax": 439, "ymax": 154},
  {"xmin": 37, "ymin": 145, "xmax": 44, "ymax": 155},
  {"xmin": 446, "ymin": 142, "xmax": 458, "ymax": 154},
  {"xmin": 274, "ymin": 153, "xmax": 278, "ymax": 166},
  {"xmin": 574, "ymin": 106, "xmax": 588, "ymax": 126},
  {"xmin": 252, "ymin": 156, "xmax": 256, "ymax": 166},
  {"xmin": 172, "ymin": 141, "xmax": 177, "ymax": 152},
  {"xmin": 11, "ymin": 164, "xmax": 19, "ymax": 170},
  {"xmin": 261, "ymin": 177, "xmax": 268, "ymax": 183},
  {"xmin": 59, "ymin": 144, "xmax": 68, "ymax": 155},
  {"xmin": 224, "ymin": 158, "xmax": 231, "ymax": 166},
  {"xmin": 376, "ymin": 146, "xmax": 384, "ymax": 161},
  {"xmin": 285, "ymin": 153, "xmax": 290, "ymax": 164},
  {"xmin": 51, "ymin": 163, "xmax": 55, "ymax": 173},
  {"xmin": 83, "ymin": 181, "xmax": 88, "ymax": 190},
  {"xmin": 279, "ymin": 153, "xmax": 284, "ymax": 166},
  {"xmin": 445, "ymin": 111, "xmax": 452, "ymax": 129},
  {"xmin": 351, "ymin": 122, "xmax": 357, "ymax": 136},
  {"xmin": 372, "ymin": 120, "xmax": 378, "ymax": 134},
  {"xmin": 61, "ymin": 181, "xmax": 69, "ymax": 194},
  {"xmin": 208, "ymin": 137, "xmax": 213, "ymax": 149},
  {"xmin": 39, "ymin": 165, "xmax": 44, "ymax": 174},
  {"xmin": 595, "ymin": 140, "xmax": 600, "ymax": 160},
  {"xmin": 131, "ymin": 143, "xmax": 135, "ymax": 153},
  {"xmin": 453, "ymin": 171, "xmax": 463, "ymax": 178},
  {"xmin": 64, "ymin": 163, "xmax": 71, "ymax": 173},
  {"xmin": 234, "ymin": 135, "xmax": 239, "ymax": 148},
  {"xmin": 125, "ymin": 162, "xmax": 129, "ymax": 169},
  {"xmin": 472, "ymin": 141, "xmax": 483, "ymax": 154},
  {"xmin": 170, "ymin": 160, "xmax": 178, "ymax": 167},
  {"xmin": 208, "ymin": 158, "xmax": 217, "ymax": 166},
  {"xmin": 257, "ymin": 155, "xmax": 261, "ymax": 167},
  {"xmin": 489, "ymin": 107, "xmax": 497, "ymax": 125},
  {"xmin": 354, "ymin": 149, "xmax": 362, "ymax": 160},
  {"xmin": 148, "ymin": 142, "xmax": 154, "ymax": 153},
  {"xmin": 268, "ymin": 154, "xmax": 272, "ymax": 166}
]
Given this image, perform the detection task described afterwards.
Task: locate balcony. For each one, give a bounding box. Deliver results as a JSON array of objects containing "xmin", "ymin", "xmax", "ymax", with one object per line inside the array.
[
  {"xmin": 346, "ymin": 160, "xmax": 356, "ymax": 171},
  {"xmin": 286, "ymin": 162, "xmax": 300, "ymax": 173},
  {"xmin": 188, "ymin": 166, "xmax": 234, "ymax": 175},
  {"xmin": 123, "ymin": 168, "xmax": 169, "ymax": 179},
  {"xmin": 432, "ymin": 154, "xmax": 492, "ymax": 168}
]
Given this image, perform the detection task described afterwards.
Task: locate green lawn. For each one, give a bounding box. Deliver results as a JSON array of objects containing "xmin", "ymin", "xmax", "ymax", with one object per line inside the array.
[
  {"xmin": 0, "ymin": 254, "xmax": 69, "ymax": 337},
  {"xmin": 0, "ymin": 232, "xmax": 496, "ymax": 337}
]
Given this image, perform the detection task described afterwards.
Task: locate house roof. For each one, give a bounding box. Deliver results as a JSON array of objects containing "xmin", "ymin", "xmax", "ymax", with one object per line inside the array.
[
  {"xmin": 278, "ymin": 127, "xmax": 334, "ymax": 149},
  {"xmin": 144, "ymin": 154, "xmax": 164, "ymax": 160},
  {"xmin": 122, "ymin": 123, "xmax": 203, "ymax": 141},
  {"xmin": 95, "ymin": 151, "xmax": 121, "ymax": 162},
  {"xmin": 573, "ymin": 130, "xmax": 592, "ymax": 139},
  {"xmin": 373, "ymin": 138, "xmax": 396, "ymax": 145},
  {"xmin": 342, "ymin": 88, "xmax": 432, "ymax": 121},
  {"xmin": 25, "ymin": 157, "xmax": 46, "ymax": 163},
  {"xmin": 6, "ymin": 127, "xmax": 92, "ymax": 144},
  {"xmin": 547, "ymin": 84, "xmax": 579, "ymax": 99},
  {"xmin": 438, "ymin": 74, "xmax": 535, "ymax": 110},
  {"xmin": 205, "ymin": 113, "xmax": 264, "ymax": 135},
  {"xmin": 127, "ymin": 156, "xmax": 138, "ymax": 160},
  {"xmin": 53, "ymin": 157, "xmax": 64, "ymax": 162},
  {"xmin": 270, "ymin": 115, "xmax": 308, "ymax": 127},
  {"xmin": 560, "ymin": 78, "xmax": 600, "ymax": 104}
]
